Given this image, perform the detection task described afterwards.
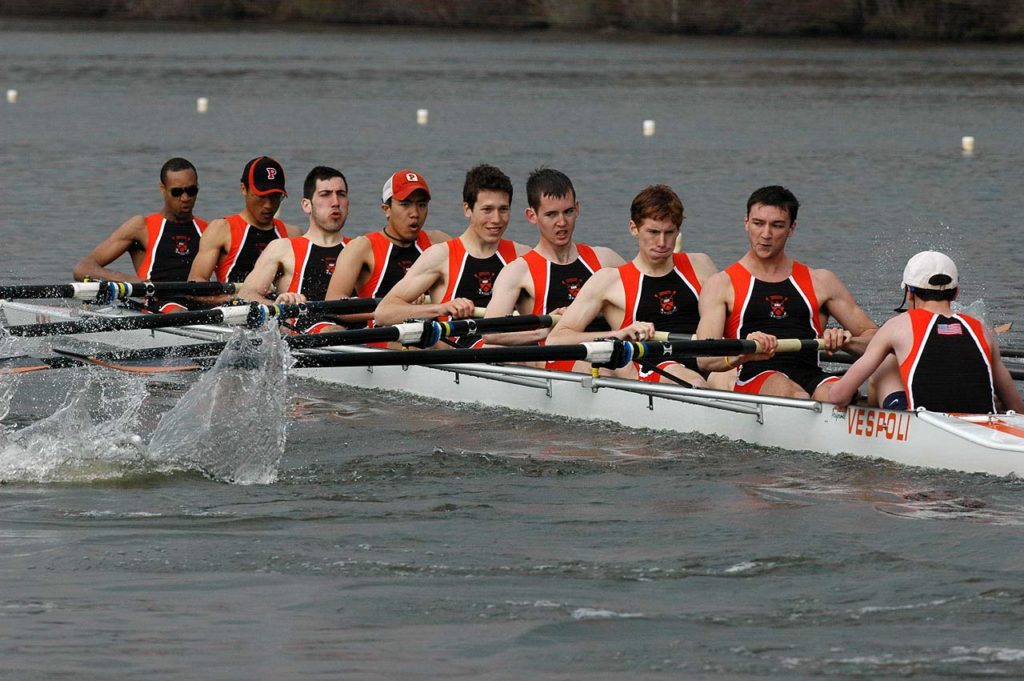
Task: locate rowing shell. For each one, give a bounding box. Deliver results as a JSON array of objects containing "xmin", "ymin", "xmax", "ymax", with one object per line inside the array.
[{"xmin": 3, "ymin": 300, "xmax": 1023, "ymax": 477}]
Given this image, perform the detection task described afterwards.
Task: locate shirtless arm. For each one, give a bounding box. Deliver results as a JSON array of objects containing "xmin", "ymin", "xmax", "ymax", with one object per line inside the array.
[
  {"xmin": 424, "ymin": 229, "xmax": 452, "ymax": 244},
  {"xmin": 687, "ymin": 252, "xmax": 719, "ymax": 285},
  {"xmin": 988, "ymin": 331, "xmax": 1024, "ymax": 412},
  {"xmin": 695, "ymin": 271, "xmax": 733, "ymax": 372},
  {"xmin": 325, "ymin": 237, "xmax": 370, "ymax": 300},
  {"xmin": 72, "ymin": 215, "xmax": 147, "ymax": 282},
  {"xmin": 238, "ymin": 239, "xmax": 291, "ymax": 304},
  {"xmin": 547, "ymin": 269, "xmax": 646, "ymax": 345},
  {"xmin": 374, "ymin": 245, "xmax": 474, "ymax": 325},
  {"xmin": 283, "ymin": 222, "xmax": 303, "ymax": 238},
  {"xmin": 816, "ymin": 268, "xmax": 878, "ymax": 355},
  {"xmin": 321, "ymin": 237, "xmax": 375, "ymax": 323},
  {"xmin": 481, "ymin": 259, "xmax": 546, "ymax": 346},
  {"xmin": 592, "ymin": 245, "xmax": 626, "ymax": 268},
  {"xmin": 827, "ymin": 317, "xmax": 902, "ymax": 409},
  {"xmin": 188, "ymin": 218, "xmax": 229, "ymax": 282},
  {"xmin": 695, "ymin": 270, "xmax": 776, "ymax": 372}
]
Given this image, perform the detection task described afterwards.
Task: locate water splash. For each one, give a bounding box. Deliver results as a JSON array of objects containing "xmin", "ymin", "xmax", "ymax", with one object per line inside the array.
[
  {"xmin": 147, "ymin": 326, "xmax": 293, "ymax": 484},
  {"xmin": 0, "ymin": 370, "xmax": 149, "ymax": 482},
  {"xmin": 0, "ymin": 346, "xmax": 18, "ymax": 426}
]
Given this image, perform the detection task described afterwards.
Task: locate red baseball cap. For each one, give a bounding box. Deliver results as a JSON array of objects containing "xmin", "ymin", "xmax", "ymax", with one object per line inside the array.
[
  {"xmin": 241, "ymin": 156, "xmax": 287, "ymax": 196},
  {"xmin": 382, "ymin": 169, "xmax": 430, "ymax": 203}
]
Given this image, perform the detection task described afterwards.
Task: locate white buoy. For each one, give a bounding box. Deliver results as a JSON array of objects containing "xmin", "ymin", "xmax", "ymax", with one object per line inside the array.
[
  {"xmin": 643, "ymin": 119, "xmax": 656, "ymax": 137},
  {"xmin": 417, "ymin": 108, "xmax": 429, "ymax": 125},
  {"xmin": 6, "ymin": 89, "xmax": 17, "ymax": 104},
  {"xmin": 196, "ymin": 97, "xmax": 209, "ymax": 113},
  {"xmin": 961, "ymin": 135, "xmax": 975, "ymax": 153}
]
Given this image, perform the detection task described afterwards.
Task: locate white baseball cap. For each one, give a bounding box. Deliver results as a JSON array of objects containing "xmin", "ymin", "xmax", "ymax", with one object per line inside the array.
[{"xmin": 902, "ymin": 251, "xmax": 959, "ymax": 291}]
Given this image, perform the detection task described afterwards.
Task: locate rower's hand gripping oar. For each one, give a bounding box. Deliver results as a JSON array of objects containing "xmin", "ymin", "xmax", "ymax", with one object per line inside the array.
[
  {"xmin": 650, "ymin": 334, "xmax": 825, "ymax": 355},
  {"xmin": 291, "ymin": 336, "xmax": 825, "ymax": 370},
  {"xmin": 66, "ymin": 314, "xmax": 560, "ymax": 365}
]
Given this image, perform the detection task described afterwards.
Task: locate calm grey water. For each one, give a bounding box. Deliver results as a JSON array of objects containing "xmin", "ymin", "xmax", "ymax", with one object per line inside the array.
[{"xmin": 2, "ymin": 20, "xmax": 1024, "ymax": 680}]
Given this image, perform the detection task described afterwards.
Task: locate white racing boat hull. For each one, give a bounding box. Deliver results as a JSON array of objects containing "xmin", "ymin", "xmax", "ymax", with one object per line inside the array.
[{"xmin": 3, "ymin": 300, "xmax": 1023, "ymax": 477}]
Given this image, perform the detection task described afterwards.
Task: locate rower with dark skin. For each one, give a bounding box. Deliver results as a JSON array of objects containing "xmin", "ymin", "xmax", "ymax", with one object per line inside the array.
[{"xmin": 73, "ymin": 157, "xmax": 206, "ymax": 284}]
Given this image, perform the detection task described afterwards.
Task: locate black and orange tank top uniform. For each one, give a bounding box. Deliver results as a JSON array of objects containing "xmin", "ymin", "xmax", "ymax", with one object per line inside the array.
[
  {"xmin": 725, "ymin": 260, "xmax": 836, "ymax": 395},
  {"xmin": 441, "ymin": 237, "xmax": 519, "ymax": 308},
  {"xmin": 136, "ymin": 212, "xmax": 208, "ymax": 312},
  {"xmin": 283, "ymin": 236, "xmax": 352, "ymax": 334},
  {"xmin": 215, "ymin": 214, "xmax": 289, "ymax": 284},
  {"xmin": 900, "ymin": 309, "xmax": 995, "ymax": 413},
  {"xmin": 620, "ymin": 252, "xmax": 703, "ymax": 379},
  {"xmin": 522, "ymin": 243, "xmax": 603, "ymax": 314},
  {"xmin": 522, "ymin": 244, "xmax": 606, "ymax": 372},
  {"xmin": 438, "ymin": 237, "xmax": 518, "ymax": 348},
  {"xmin": 356, "ymin": 230, "xmax": 433, "ymax": 299},
  {"xmin": 286, "ymin": 237, "xmax": 351, "ymax": 302}
]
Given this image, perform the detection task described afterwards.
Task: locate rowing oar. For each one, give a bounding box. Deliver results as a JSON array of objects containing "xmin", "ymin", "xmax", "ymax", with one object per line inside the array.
[
  {"xmin": 0, "ymin": 352, "xmax": 214, "ymax": 375},
  {"xmin": 2, "ymin": 298, "xmax": 381, "ymax": 338},
  {"xmin": 45, "ymin": 314, "xmax": 560, "ymax": 365},
  {"xmin": 0, "ymin": 281, "xmax": 238, "ymax": 301},
  {"xmin": 292, "ymin": 337, "xmax": 825, "ymax": 370},
  {"xmin": 825, "ymin": 350, "xmax": 1024, "ymax": 382}
]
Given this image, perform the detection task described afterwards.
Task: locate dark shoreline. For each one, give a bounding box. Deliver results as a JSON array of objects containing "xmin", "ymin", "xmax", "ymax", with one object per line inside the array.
[{"xmin": 2, "ymin": 0, "xmax": 1024, "ymax": 41}]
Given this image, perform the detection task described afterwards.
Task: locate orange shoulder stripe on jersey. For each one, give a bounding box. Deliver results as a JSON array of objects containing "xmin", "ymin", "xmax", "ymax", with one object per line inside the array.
[
  {"xmin": 673, "ymin": 252, "xmax": 702, "ymax": 295},
  {"xmin": 287, "ymin": 237, "xmax": 311, "ymax": 295},
  {"xmin": 441, "ymin": 237, "xmax": 467, "ymax": 304},
  {"xmin": 618, "ymin": 262, "xmax": 642, "ymax": 329},
  {"xmin": 522, "ymin": 250, "xmax": 548, "ymax": 315},
  {"xmin": 724, "ymin": 262, "xmax": 751, "ymax": 339},
  {"xmin": 576, "ymin": 243, "xmax": 602, "ymax": 272},
  {"xmin": 136, "ymin": 213, "xmax": 164, "ymax": 280},
  {"xmin": 497, "ymin": 239, "xmax": 518, "ymax": 265},
  {"xmin": 790, "ymin": 260, "xmax": 822, "ymax": 337}
]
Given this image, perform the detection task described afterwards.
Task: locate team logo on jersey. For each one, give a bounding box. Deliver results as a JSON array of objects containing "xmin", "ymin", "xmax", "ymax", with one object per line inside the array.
[
  {"xmin": 172, "ymin": 236, "xmax": 191, "ymax": 256},
  {"xmin": 562, "ymin": 276, "xmax": 584, "ymax": 300},
  {"xmin": 399, "ymin": 258, "xmax": 415, "ymax": 273},
  {"xmin": 324, "ymin": 258, "xmax": 337, "ymax": 276},
  {"xmin": 766, "ymin": 294, "xmax": 788, "ymax": 320},
  {"xmin": 655, "ymin": 289, "xmax": 677, "ymax": 315},
  {"xmin": 475, "ymin": 271, "xmax": 495, "ymax": 295},
  {"xmin": 266, "ymin": 168, "xmax": 278, "ymax": 180}
]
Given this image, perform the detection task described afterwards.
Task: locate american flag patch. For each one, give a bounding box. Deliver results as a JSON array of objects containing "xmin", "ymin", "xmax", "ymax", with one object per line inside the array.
[{"xmin": 936, "ymin": 323, "xmax": 963, "ymax": 336}]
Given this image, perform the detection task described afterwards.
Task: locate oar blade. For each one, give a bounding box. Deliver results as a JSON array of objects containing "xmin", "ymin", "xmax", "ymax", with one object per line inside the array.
[
  {"xmin": 54, "ymin": 348, "xmax": 207, "ymax": 374},
  {"xmin": 0, "ymin": 354, "xmax": 81, "ymax": 374}
]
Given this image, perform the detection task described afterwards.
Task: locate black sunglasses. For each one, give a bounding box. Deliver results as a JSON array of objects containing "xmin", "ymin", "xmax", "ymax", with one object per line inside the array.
[{"xmin": 170, "ymin": 185, "xmax": 199, "ymax": 198}]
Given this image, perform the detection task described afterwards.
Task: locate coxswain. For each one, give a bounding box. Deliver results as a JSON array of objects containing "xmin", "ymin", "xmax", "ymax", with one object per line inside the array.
[{"xmin": 829, "ymin": 251, "xmax": 1024, "ymax": 412}]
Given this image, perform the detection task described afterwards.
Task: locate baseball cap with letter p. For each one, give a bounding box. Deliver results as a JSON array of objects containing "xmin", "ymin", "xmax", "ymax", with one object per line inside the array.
[
  {"xmin": 382, "ymin": 170, "xmax": 430, "ymax": 203},
  {"xmin": 902, "ymin": 251, "xmax": 959, "ymax": 291},
  {"xmin": 241, "ymin": 156, "xmax": 287, "ymax": 196}
]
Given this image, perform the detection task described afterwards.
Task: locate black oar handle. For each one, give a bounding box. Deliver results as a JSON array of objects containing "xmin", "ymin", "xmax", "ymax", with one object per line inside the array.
[
  {"xmin": 0, "ymin": 281, "xmax": 239, "ymax": 301},
  {"xmin": 658, "ymin": 337, "xmax": 825, "ymax": 355},
  {"xmin": 270, "ymin": 297, "xmax": 381, "ymax": 317},
  {"xmin": 284, "ymin": 314, "xmax": 556, "ymax": 351},
  {"xmin": 3, "ymin": 297, "xmax": 383, "ymax": 338},
  {"xmin": 294, "ymin": 341, "xmax": 599, "ymax": 369},
  {"xmin": 5, "ymin": 306, "xmax": 254, "ymax": 337}
]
